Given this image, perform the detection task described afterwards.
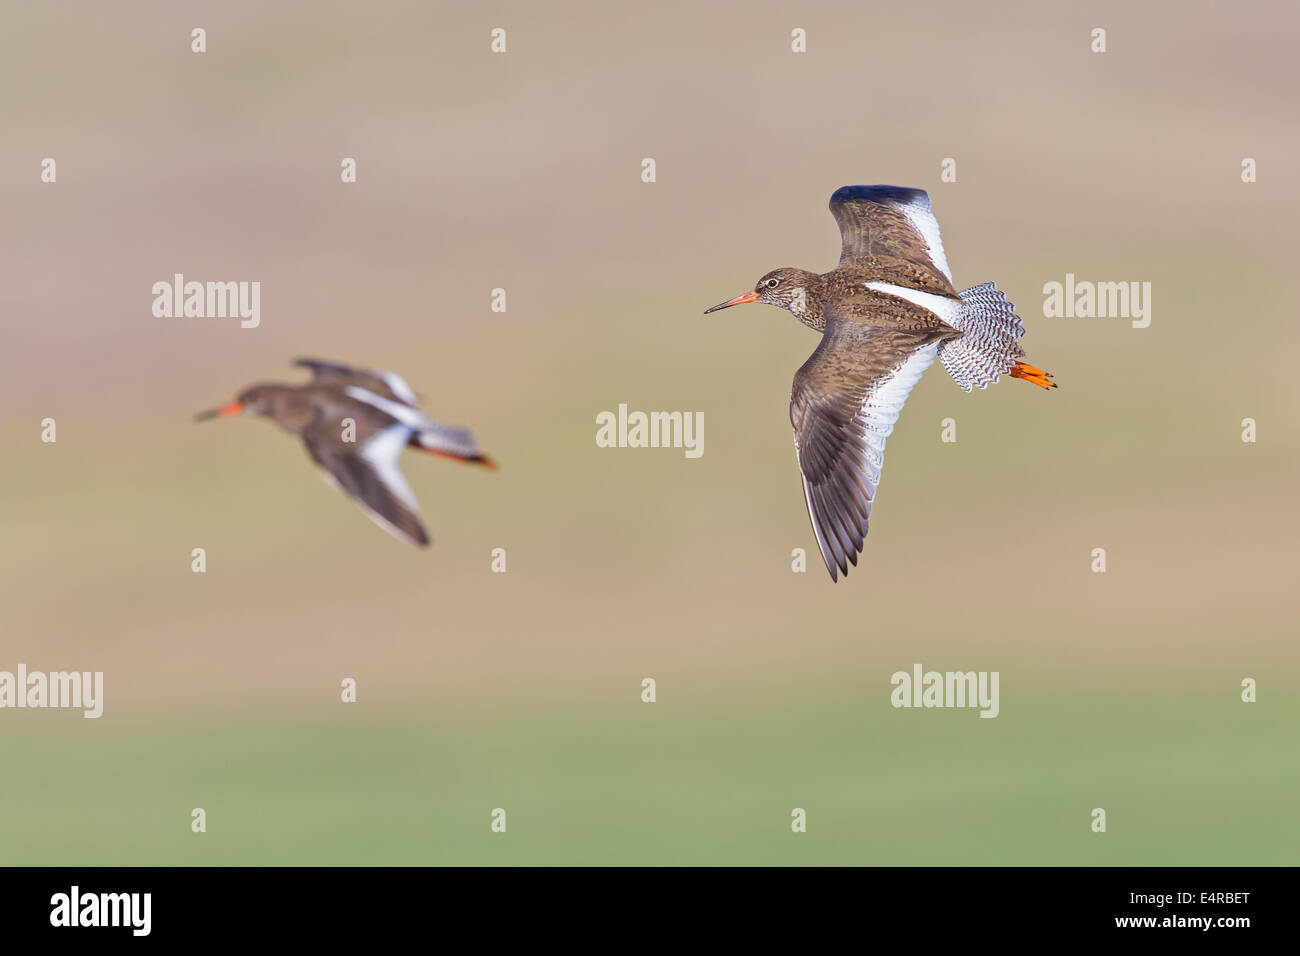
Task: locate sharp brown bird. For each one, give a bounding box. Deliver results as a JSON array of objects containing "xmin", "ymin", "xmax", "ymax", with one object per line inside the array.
[
  {"xmin": 705, "ymin": 185, "xmax": 1056, "ymax": 582},
  {"xmin": 195, "ymin": 358, "xmax": 495, "ymax": 547}
]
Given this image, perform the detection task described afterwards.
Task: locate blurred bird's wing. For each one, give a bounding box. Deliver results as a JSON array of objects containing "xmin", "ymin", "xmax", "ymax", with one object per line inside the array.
[
  {"xmin": 829, "ymin": 185, "xmax": 952, "ymax": 283},
  {"xmin": 293, "ymin": 358, "xmax": 421, "ymax": 407},
  {"xmin": 302, "ymin": 419, "xmax": 429, "ymax": 547},
  {"xmin": 790, "ymin": 307, "xmax": 950, "ymax": 581}
]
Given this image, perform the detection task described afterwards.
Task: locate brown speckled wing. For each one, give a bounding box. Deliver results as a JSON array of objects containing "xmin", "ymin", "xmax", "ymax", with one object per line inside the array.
[
  {"xmin": 293, "ymin": 358, "xmax": 421, "ymax": 408},
  {"xmin": 829, "ymin": 185, "xmax": 953, "ymax": 284},
  {"xmin": 790, "ymin": 309, "xmax": 952, "ymax": 581},
  {"xmin": 301, "ymin": 414, "xmax": 430, "ymax": 548}
]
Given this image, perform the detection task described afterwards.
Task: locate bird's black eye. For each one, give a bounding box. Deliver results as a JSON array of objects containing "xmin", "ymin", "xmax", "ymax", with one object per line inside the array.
[{"xmin": 765, "ymin": 277, "xmax": 780, "ymax": 288}]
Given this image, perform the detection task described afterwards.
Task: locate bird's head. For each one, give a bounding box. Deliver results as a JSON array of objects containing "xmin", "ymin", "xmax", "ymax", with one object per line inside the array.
[
  {"xmin": 194, "ymin": 384, "xmax": 277, "ymax": 421},
  {"xmin": 704, "ymin": 267, "xmax": 822, "ymax": 321}
]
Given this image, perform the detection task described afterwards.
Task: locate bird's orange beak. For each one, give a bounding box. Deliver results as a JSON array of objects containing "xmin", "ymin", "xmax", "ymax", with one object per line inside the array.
[
  {"xmin": 194, "ymin": 401, "xmax": 244, "ymax": 422},
  {"xmin": 704, "ymin": 290, "xmax": 760, "ymax": 314}
]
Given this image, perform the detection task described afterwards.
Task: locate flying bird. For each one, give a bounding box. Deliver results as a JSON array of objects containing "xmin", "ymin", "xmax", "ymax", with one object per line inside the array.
[
  {"xmin": 705, "ymin": 185, "xmax": 1056, "ymax": 581},
  {"xmin": 195, "ymin": 358, "xmax": 494, "ymax": 547}
]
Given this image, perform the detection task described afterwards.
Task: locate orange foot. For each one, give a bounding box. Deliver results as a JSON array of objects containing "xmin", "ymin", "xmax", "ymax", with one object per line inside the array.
[{"xmin": 1009, "ymin": 361, "xmax": 1057, "ymax": 390}]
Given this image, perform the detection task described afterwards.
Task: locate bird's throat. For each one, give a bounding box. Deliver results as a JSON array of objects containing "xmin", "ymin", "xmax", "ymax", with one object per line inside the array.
[{"xmin": 792, "ymin": 286, "xmax": 828, "ymax": 332}]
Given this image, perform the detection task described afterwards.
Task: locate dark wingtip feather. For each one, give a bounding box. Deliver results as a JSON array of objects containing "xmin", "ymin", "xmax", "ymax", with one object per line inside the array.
[{"xmin": 831, "ymin": 184, "xmax": 930, "ymax": 209}]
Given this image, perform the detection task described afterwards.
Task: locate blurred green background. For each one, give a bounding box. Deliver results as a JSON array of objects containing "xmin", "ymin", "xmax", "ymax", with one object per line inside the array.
[{"xmin": 2, "ymin": 0, "xmax": 1297, "ymax": 864}]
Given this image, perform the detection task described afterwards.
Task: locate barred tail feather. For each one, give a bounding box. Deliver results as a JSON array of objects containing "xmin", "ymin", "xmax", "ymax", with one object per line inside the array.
[
  {"xmin": 410, "ymin": 429, "xmax": 497, "ymax": 469},
  {"xmin": 938, "ymin": 281, "xmax": 1029, "ymax": 391}
]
